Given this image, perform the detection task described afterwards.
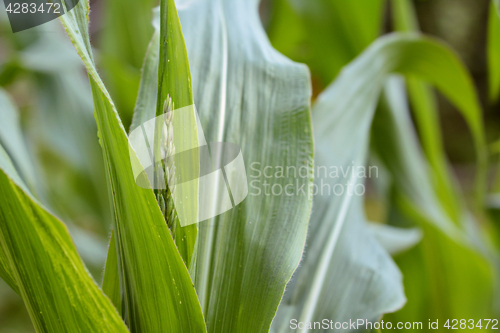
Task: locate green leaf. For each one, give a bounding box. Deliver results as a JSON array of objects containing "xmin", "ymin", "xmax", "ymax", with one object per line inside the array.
[
  {"xmin": 0, "ymin": 46, "xmax": 110, "ymax": 273},
  {"xmin": 373, "ymin": 77, "xmax": 495, "ymax": 322},
  {"xmin": 127, "ymin": 5, "xmax": 198, "ymax": 268},
  {"xmin": 58, "ymin": 1, "xmax": 207, "ymax": 331},
  {"xmin": 0, "ymin": 70, "xmax": 125, "ymax": 332},
  {"xmin": 156, "ymin": 0, "xmax": 198, "ymax": 265},
  {"xmin": 157, "ymin": 1, "xmax": 194, "ymax": 112},
  {"xmin": 0, "ymin": 143, "xmax": 129, "ymax": 332},
  {"xmin": 142, "ymin": 1, "xmax": 315, "ymax": 331},
  {"xmin": 273, "ymin": 33, "xmax": 491, "ymax": 331},
  {"xmin": 4, "ymin": 26, "xmax": 113, "ymax": 271}
]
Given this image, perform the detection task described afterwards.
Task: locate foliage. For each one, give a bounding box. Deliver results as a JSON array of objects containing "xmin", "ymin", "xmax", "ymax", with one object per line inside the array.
[{"xmin": 0, "ymin": 0, "xmax": 499, "ymax": 332}]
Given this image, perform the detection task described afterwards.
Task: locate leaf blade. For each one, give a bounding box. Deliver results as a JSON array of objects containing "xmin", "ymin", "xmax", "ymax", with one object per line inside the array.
[
  {"xmin": 0, "ymin": 145, "xmax": 129, "ymax": 333},
  {"xmin": 147, "ymin": 1, "xmax": 315, "ymax": 331},
  {"xmin": 58, "ymin": 1, "xmax": 207, "ymax": 331}
]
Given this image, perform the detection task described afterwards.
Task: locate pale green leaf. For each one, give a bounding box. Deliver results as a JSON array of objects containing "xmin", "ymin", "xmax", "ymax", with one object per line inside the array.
[
  {"xmin": 142, "ymin": 1, "xmax": 315, "ymax": 331},
  {"xmin": 156, "ymin": 0, "xmax": 198, "ymax": 265}
]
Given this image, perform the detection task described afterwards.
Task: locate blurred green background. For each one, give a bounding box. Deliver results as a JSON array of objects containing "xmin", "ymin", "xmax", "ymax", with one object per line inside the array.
[{"xmin": 0, "ymin": 0, "xmax": 499, "ymax": 331}]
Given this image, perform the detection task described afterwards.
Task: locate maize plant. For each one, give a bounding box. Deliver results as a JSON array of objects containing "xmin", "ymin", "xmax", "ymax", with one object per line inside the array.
[{"xmin": 0, "ymin": 0, "xmax": 499, "ymax": 332}]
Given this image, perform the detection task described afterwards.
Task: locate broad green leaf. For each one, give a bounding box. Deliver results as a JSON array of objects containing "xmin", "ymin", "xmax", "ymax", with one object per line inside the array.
[
  {"xmin": 143, "ymin": 1, "xmax": 315, "ymax": 331},
  {"xmin": 3, "ymin": 22, "xmax": 113, "ymax": 273},
  {"xmin": 0, "ymin": 82, "xmax": 109, "ymax": 298},
  {"xmin": 157, "ymin": 1, "xmax": 194, "ymax": 112},
  {"xmin": 58, "ymin": 1, "xmax": 207, "ymax": 332},
  {"xmin": 0, "ymin": 145, "xmax": 129, "ymax": 332},
  {"xmin": 0, "ymin": 69, "xmax": 109, "ymax": 276},
  {"xmin": 273, "ymin": 33, "xmax": 491, "ymax": 332},
  {"xmin": 0, "ymin": 82, "xmax": 105, "ymax": 289},
  {"xmin": 126, "ymin": 4, "xmax": 195, "ymax": 270},
  {"xmin": 126, "ymin": 3, "xmax": 197, "ymax": 271}
]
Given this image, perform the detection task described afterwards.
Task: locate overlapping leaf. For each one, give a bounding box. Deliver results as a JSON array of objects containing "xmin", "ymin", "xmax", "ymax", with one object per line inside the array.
[
  {"xmin": 372, "ymin": 79, "xmax": 494, "ymax": 324},
  {"xmin": 273, "ymin": 33, "xmax": 493, "ymax": 332},
  {"xmin": 155, "ymin": 0, "xmax": 199, "ymax": 266},
  {"xmin": 134, "ymin": 1, "xmax": 314, "ymax": 331},
  {"xmin": 0, "ymin": 135, "xmax": 128, "ymax": 332},
  {"xmin": 58, "ymin": 0, "xmax": 206, "ymax": 331}
]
